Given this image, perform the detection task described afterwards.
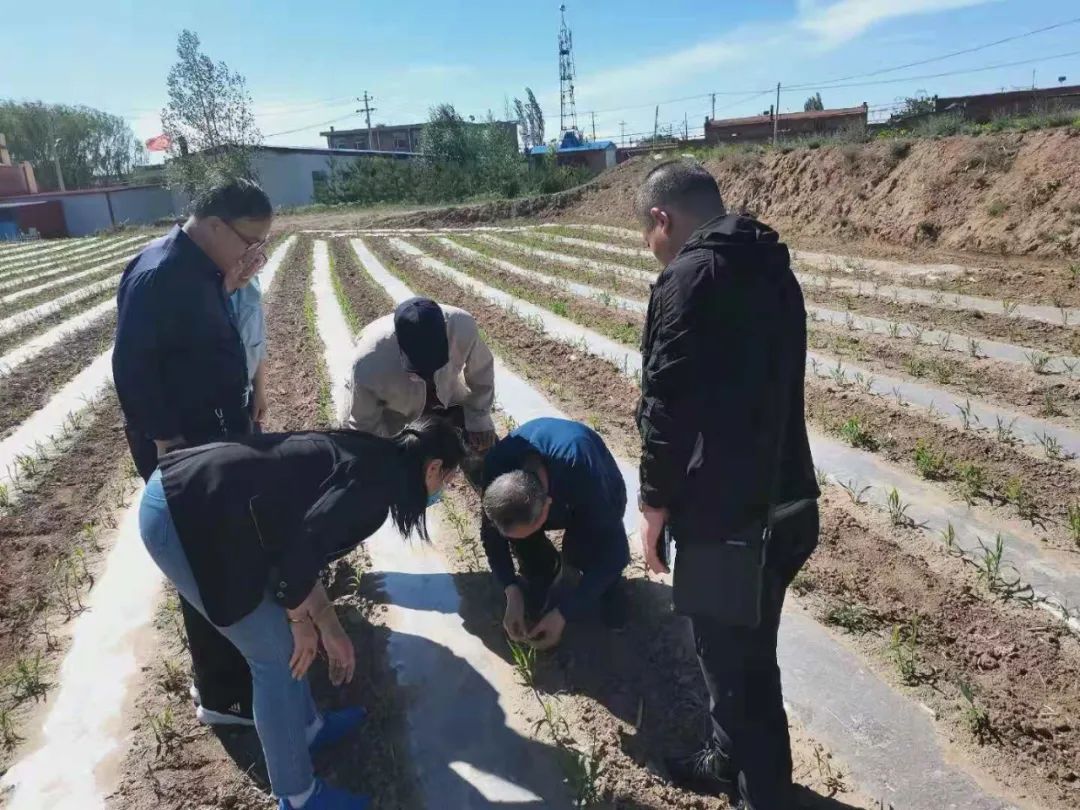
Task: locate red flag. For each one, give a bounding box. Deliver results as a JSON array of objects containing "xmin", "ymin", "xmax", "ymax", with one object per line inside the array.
[{"xmin": 145, "ymin": 134, "xmax": 172, "ymax": 152}]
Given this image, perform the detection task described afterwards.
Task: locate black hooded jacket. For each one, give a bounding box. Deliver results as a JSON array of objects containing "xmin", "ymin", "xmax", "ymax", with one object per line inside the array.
[{"xmin": 636, "ymin": 214, "xmax": 819, "ymax": 542}]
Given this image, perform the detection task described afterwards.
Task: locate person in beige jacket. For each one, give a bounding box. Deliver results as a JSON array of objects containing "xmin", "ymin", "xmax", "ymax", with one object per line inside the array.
[{"xmin": 341, "ymin": 297, "xmax": 497, "ymax": 451}]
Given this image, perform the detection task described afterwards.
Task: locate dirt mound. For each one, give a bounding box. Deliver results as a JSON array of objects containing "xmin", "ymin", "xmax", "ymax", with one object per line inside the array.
[{"xmin": 562, "ymin": 129, "xmax": 1080, "ymax": 259}]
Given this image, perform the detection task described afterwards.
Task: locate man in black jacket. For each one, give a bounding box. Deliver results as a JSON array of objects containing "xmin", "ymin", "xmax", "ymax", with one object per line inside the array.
[
  {"xmin": 113, "ymin": 178, "xmax": 273, "ymax": 727},
  {"xmin": 635, "ymin": 159, "xmax": 820, "ymax": 810}
]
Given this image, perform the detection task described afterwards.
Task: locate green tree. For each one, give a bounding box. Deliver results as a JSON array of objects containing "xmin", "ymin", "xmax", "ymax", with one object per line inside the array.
[
  {"xmin": 0, "ymin": 101, "xmax": 144, "ymax": 190},
  {"xmin": 514, "ymin": 88, "xmax": 545, "ymax": 149},
  {"xmin": 804, "ymin": 92, "xmax": 824, "ymax": 112},
  {"xmin": 161, "ymin": 29, "xmax": 261, "ymax": 195},
  {"xmin": 897, "ymin": 94, "xmax": 935, "ymax": 119}
]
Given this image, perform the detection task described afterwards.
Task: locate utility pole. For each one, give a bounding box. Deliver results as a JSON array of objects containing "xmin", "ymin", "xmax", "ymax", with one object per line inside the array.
[
  {"xmin": 357, "ymin": 91, "xmax": 376, "ymax": 149},
  {"xmin": 773, "ymin": 82, "xmax": 781, "ymax": 146},
  {"xmin": 619, "ymin": 120, "xmax": 627, "ymax": 146},
  {"xmin": 711, "ymin": 92, "xmax": 716, "ymax": 121},
  {"xmin": 683, "ymin": 112, "xmax": 688, "ymax": 141},
  {"xmin": 591, "ymin": 111, "xmax": 596, "ymax": 141},
  {"xmin": 654, "ymin": 105, "xmax": 659, "ymax": 139}
]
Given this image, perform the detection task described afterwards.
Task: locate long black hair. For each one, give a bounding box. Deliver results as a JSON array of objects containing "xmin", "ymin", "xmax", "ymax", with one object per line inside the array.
[{"xmin": 388, "ymin": 415, "xmax": 467, "ymax": 540}]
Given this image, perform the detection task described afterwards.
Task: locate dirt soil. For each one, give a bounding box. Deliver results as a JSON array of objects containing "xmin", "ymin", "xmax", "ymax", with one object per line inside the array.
[
  {"xmin": 0, "ymin": 268, "xmax": 120, "ymax": 321},
  {"xmin": 0, "ymin": 287, "xmax": 115, "ymax": 358},
  {"xmin": 367, "ymin": 237, "xmax": 877, "ymax": 808},
  {"xmin": 0, "ymin": 312, "xmax": 116, "ymax": 439},
  {"xmin": 494, "ymin": 231, "xmax": 655, "ymax": 274},
  {"xmin": 803, "ymin": 284, "xmax": 1080, "ymax": 357},
  {"xmin": 326, "ymin": 237, "xmax": 393, "ymax": 325},
  {"xmin": 557, "ymin": 129, "xmax": 1080, "ymax": 270},
  {"xmin": 807, "ymin": 322, "xmax": 1080, "ymax": 427},
  {"xmin": 262, "ymin": 236, "xmax": 331, "ymax": 432},
  {"xmin": 405, "ymin": 236, "xmax": 645, "ymax": 348},
  {"xmin": 803, "ymin": 494, "xmax": 1080, "ymax": 809},
  {"xmin": 284, "ymin": 129, "xmax": 1080, "ymax": 304},
  {"xmin": 447, "ymin": 234, "xmax": 652, "ymax": 300},
  {"xmin": 371, "ymin": 232, "xmax": 1080, "ymax": 808},
  {"xmin": 108, "ymin": 551, "xmax": 419, "ymax": 810},
  {"xmin": 805, "ymin": 375, "xmax": 1080, "ymax": 553},
  {"xmin": 0, "ymin": 390, "xmax": 134, "ymax": 771}
]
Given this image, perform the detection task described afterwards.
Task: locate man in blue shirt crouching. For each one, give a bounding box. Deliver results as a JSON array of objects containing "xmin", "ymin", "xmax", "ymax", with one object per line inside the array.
[{"xmin": 481, "ymin": 417, "xmax": 630, "ymax": 650}]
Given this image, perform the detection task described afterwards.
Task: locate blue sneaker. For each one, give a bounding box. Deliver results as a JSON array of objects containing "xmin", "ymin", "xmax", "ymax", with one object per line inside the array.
[
  {"xmin": 309, "ymin": 706, "xmax": 367, "ymax": 755},
  {"xmin": 277, "ymin": 780, "xmax": 370, "ymax": 810}
]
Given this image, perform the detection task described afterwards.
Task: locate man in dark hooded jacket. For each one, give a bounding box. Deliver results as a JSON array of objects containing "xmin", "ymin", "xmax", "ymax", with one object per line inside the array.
[{"xmin": 634, "ymin": 159, "xmax": 820, "ymax": 810}]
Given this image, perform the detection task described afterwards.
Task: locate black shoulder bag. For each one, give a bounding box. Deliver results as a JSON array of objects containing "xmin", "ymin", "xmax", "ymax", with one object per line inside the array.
[{"xmin": 670, "ymin": 381, "xmax": 790, "ymax": 629}]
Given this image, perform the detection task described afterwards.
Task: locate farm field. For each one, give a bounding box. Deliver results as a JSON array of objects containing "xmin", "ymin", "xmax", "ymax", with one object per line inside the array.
[{"xmin": 2, "ymin": 216, "xmax": 1080, "ymax": 810}]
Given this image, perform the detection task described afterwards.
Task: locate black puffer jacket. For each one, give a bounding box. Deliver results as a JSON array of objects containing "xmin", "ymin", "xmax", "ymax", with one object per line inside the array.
[{"xmin": 636, "ymin": 214, "xmax": 819, "ymax": 542}]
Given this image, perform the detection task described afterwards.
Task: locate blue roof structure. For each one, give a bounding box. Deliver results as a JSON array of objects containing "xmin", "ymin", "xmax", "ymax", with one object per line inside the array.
[{"xmin": 529, "ymin": 130, "xmax": 616, "ymax": 155}]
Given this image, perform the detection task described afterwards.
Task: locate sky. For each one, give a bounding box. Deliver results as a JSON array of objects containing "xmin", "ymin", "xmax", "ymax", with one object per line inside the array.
[{"xmin": 6, "ymin": 0, "xmax": 1080, "ymax": 157}]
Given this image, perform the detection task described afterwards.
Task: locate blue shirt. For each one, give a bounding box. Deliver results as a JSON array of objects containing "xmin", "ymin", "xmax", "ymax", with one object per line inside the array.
[
  {"xmin": 229, "ymin": 275, "xmax": 267, "ymax": 385},
  {"xmin": 481, "ymin": 417, "xmax": 630, "ymax": 620},
  {"xmin": 113, "ymin": 226, "xmax": 250, "ymax": 441}
]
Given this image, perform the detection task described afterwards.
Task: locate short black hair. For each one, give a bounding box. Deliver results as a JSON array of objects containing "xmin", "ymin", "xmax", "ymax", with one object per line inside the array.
[
  {"xmin": 193, "ymin": 177, "xmax": 272, "ymax": 222},
  {"xmin": 635, "ymin": 159, "xmax": 725, "ymax": 226}
]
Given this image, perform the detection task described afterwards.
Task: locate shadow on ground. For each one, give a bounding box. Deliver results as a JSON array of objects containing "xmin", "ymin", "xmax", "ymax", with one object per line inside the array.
[{"xmin": 369, "ymin": 570, "xmax": 864, "ymax": 809}]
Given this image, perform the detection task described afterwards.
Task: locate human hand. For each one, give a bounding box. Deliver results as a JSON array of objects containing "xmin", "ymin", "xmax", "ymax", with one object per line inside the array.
[
  {"xmin": 287, "ymin": 617, "xmax": 319, "ymax": 680},
  {"xmin": 528, "ymin": 608, "xmax": 566, "ymax": 650},
  {"xmin": 503, "ymin": 585, "xmax": 528, "ymax": 641},
  {"xmin": 317, "ymin": 616, "xmax": 356, "ymax": 686},
  {"xmin": 467, "ymin": 430, "xmax": 497, "ymax": 453},
  {"xmin": 252, "ymin": 386, "xmax": 269, "ymax": 426},
  {"xmin": 639, "ymin": 505, "xmax": 670, "ymax": 575}
]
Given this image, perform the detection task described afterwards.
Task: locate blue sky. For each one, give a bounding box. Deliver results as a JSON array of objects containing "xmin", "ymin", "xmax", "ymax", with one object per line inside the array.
[{"xmin": 7, "ymin": 0, "xmax": 1080, "ymax": 152}]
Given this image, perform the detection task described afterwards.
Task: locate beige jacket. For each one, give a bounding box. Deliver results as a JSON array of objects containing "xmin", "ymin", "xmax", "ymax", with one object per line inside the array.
[{"xmin": 341, "ymin": 305, "xmax": 496, "ymax": 437}]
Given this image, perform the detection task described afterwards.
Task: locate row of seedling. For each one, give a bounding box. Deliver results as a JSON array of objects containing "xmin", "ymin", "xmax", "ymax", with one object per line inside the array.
[{"xmin": 509, "ymin": 640, "xmax": 603, "ymax": 807}]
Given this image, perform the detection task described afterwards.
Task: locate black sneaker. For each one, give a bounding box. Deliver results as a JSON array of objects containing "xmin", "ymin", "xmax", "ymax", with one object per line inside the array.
[
  {"xmin": 196, "ymin": 701, "xmax": 255, "ymax": 727},
  {"xmin": 665, "ymin": 745, "xmax": 739, "ymax": 799}
]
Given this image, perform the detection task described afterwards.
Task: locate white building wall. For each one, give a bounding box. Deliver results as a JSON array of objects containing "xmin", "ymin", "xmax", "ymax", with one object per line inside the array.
[{"xmin": 253, "ymin": 152, "xmax": 343, "ymax": 210}]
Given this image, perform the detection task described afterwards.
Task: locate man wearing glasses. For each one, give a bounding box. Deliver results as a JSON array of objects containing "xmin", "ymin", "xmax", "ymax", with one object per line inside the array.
[{"xmin": 114, "ymin": 177, "xmax": 273, "ymax": 727}]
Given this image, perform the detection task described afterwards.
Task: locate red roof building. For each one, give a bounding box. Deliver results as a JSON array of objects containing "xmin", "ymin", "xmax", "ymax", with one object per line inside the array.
[{"xmin": 705, "ymin": 104, "xmax": 868, "ymax": 145}]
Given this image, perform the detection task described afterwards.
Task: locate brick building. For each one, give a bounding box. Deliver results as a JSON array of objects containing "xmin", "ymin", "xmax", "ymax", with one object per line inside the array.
[
  {"xmin": 705, "ymin": 104, "xmax": 868, "ymax": 145},
  {"xmin": 935, "ymin": 84, "xmax": 1080, "ymax": 123}
]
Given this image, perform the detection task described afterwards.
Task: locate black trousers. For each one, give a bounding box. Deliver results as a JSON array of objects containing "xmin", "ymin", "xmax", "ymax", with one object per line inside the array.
[
  {"xmin": 689, "ymin": 503, "xmax": 819, "ymax": 810},
  {"xmin": 127, "ymin": 427, "xmax": 254, "ymax": 714}
]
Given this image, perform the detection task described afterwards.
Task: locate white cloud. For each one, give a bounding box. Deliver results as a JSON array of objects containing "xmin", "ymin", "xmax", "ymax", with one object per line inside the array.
[
  {"xmin": 798, "ymin": 0, "xmax": 998, "ymax": 46},
  {"xmin": 569, "ymin": 26, "xmax": 774, "ymax": 117}
]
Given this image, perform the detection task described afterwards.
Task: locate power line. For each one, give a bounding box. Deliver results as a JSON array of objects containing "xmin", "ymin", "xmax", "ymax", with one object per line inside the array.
[
  {"xmin": 782, "ymin": 49, "xmax": 1080, "ymax": 92},
  {"xmin": 785, "ymin": 16, "xmax": 1080, "ymax": 90},
  {"xmin": 576, "ymin": 15, "xmax": 1080, "ymax": 118},
  {"xmin": 264, "ymin": 112, "xmax": 358, "ymax": 138}
]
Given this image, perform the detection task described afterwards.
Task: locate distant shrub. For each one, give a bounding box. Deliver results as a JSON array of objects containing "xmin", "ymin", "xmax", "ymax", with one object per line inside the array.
[
  {"xmin": 888, "ymin": 140, "xmax": 913, "ymax": 162},
  {"xmin": 986, "ymin": 199, "xmax": 1008, "ymax": 217}
]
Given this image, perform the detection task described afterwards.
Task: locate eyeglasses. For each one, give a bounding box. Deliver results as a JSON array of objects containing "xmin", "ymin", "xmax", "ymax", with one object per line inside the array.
[{"xmin": 221, "ymin": 218, "xmax": 269, "ymax": 260}]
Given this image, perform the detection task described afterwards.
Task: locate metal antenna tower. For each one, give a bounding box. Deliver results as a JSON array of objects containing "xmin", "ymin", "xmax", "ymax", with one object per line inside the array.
[{"xmin": 558, "ymin": 4, "xmax": 579, "ymax": 134}]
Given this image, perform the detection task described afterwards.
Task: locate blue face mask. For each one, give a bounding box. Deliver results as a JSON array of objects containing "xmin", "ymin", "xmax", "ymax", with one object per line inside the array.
[{"xmin": 426, "ymin": 491, "xmax": 443, "ymax": 508}]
